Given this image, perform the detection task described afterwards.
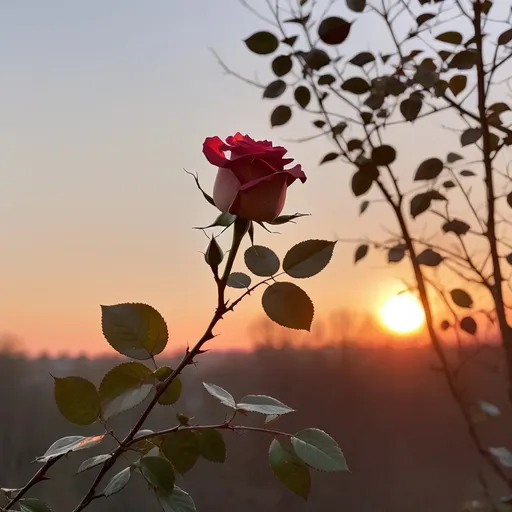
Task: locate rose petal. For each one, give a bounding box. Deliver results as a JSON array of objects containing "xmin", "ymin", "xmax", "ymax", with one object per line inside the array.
[
  {"xmin": 284, "ymin": 164, "xmax": 307, "ymax": 184},
  {"xmin": 229, "ymin": 173, "xmax": 289, "ymax": 222},
  {"xmin": 203, "ymin": 136, "xmax": 229, "ymax": 167},
  {"xmin": 212, "ymin": 167, "xmax": 241, "ymax": 213}
]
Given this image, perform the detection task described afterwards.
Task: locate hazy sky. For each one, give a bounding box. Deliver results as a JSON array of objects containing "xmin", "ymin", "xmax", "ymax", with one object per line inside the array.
[{"xmin": 1, "ymin": 1, "xmax": 504, "ymax": 356}]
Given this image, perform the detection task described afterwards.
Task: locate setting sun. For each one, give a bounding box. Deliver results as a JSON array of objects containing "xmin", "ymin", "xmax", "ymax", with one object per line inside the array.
[{"xmin": 379, "ymin": 293, "xmax": 425, "ymax": 334}]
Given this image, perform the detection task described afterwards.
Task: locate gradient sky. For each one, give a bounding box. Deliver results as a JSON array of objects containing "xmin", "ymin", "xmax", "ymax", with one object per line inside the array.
[{"xmin": 1, "ymin": 1, "xmax": 507, "ymax": 356}]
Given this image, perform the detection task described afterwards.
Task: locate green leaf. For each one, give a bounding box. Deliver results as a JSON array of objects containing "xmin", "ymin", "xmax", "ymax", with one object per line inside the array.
[
  {"xmin": 226, "ymin": 272, "xmax": 251, "ymax": 288},
  {"xmin": 202, "ymin": 382, "xmax": 236, "ymax": 408},
  {"xmin": 318, "ymin": 16, "xmax": 351, "ymax": 45},
  {"xmin": 449, "ymin": 75, "xmax": 467, "ymax": 96},
  {"xmin": 354, "ymin": 244, "xmax": 368, "ymax": 263},
  {"xmin": 157, "ymin": 487, "xmax": 197, "ymax": 512},
  {"xmin": 154, "ymin": 366, "xmax": 182, "ymax": 405},
  {"xmin": 237, "ymin": 395, "xmax": 294, "ymax": 415},
  {"xmin": 269, "ymin": 439, "xmax": 310, "ymax": 500},
  {"xmin": 436, "ymin": 31, "xmax": 462, "ymax": 45},
  {"xmin": 461, "ymin": 316, "xmax": 477, "ymax": 334},
  {"xmin": 54, "ymin": 376, "xmax": 100, "ymax": 426},
  {"xmin": 292, "ymin": 428, "xmax": 348, "ymax": 472},
  {"xmin": 162, "ymin": 431, "xmax": 200, "ymax": 475},
  {"xmin": 104, "ymin": 467, "xmax": 131, "ymax": 497},
  {"xmin": 498, "ymin": 28, "xmax": 512, "ymax": 45},
  {"xmin": 37, "ymin": 435, "xmax": 105, "ymax": 463},
  {"xmin": 347, "ymin": 0, "xmax": 366, "ymax": 12},
  {"xmin": 244, "ymin": 245, "xmax": 280, "ymax": 277},
  {"xmin": 101, "ymin": 303, "xmax": 168, "ymax": 360},
  {"xmin": 139, "ymin": 455, "xmax": 175, "ymax": 492},
  {"xmin": 443, "ymin": 219, "xmax": 470, "ymax": 235},
  {"xmin": 490, "ymin": 447, "xmax": 512, "ymax": 467},
  {"xmin": 372, "ymin": 145, "xmax": 396, "ymax": 166},
  {"xmin": 414, "ymin": 157, "xmax": 444, "ymax": 180},
  {"xmin": 77, "ymin": 454, "xmax": 112, "ymax": 474},
  {"xmin": 416, "ymin": 248, "xmax": 443, "ymax": 267},
  {"xmin": 99, "ymin": 362, "xmax": 154, "ymax": 419},
  {"xmin": 349, "ymin": 51, "xmax": 375, "ymax": 67},
  {"xmin": 270, "ymin": 105, "xmax": 292, "ymax": 127},
  {"xmin": 449, "ymin": 50, "xmax": 478, "ymax": 69},
  {"xmin": 283, "ymin": 239, "xmax": 336, "ymax": 278},
  {"xmin": 341, "ymin": 77, "xmax": 370, "ymax": 94},
  {"xmin": 294, "ymin": 86, "xmax": 311, "ymax": 108},
  {"xmin": 450, "ymin": 288, "xmax": 473, "ymax": 308},
  {"xmin": 19, "ymin": 499, "xmax": 52, "ymax": 512},
  {"xmin": 461, "ymin": 127, "xmax": 482, "ymax": 146},
  {"xmin": 272, "ymin": 55, "xmax": 293, "ymax": 77},
  {"xmin": 263, "ymin": 80, "xmax": 287, "ymax": 99},
  {"xmin": 447, "ymin": 152, "xmax": 463, "ymax": 163},
  {"xmin": 199, "ymin": 430, "xmax": 226, "ymax": 463},
  {"xmin": 244, "ymin": 31, "xmax": 279, "ymax": 55},
  {"xmin": 262, "ymin": 282, "xmax": 314, "ymax": 331}
]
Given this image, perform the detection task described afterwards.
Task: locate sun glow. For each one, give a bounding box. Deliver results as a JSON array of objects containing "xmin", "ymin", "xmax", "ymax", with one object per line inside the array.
[{"xmin": 379, "ymin": 292, "xmax": 425, "ymax": 334}]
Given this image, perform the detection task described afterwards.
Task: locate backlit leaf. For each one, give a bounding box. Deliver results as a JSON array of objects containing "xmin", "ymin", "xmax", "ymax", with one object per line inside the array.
[
  {"xmin": 320, "ymin": 152, "xmax": 339, "ymax": 164},
  {"xmin": 304, "ymin": 49, "xmax": 330, "ymax": 70},
  {"xmin": 162, "ymin": 431, "xmax": 200, "ymax": 475},
  {"xmin": 226, "ymin": 272, "xmax": 251, "ymax": 289},
  {"xmin": 198, "ymin": 430, "xmax": 226, "ymax": 463},
  {"xmin": 292, "ymin": 428, "xmax": 348, "ymax": 472},
  {"xmin": 157, "ymin": 486, "xmax": 197, "ymax": 512},
  {"xmin": 19, "ymin": 499, "xmax": 52, "ymax": 512},
  {"xmin": 202, "ymin": 382, "xmax": 236, "ymax": 409},
  {"xmin": 104, "ymin": 467, "xmax": 131, "ymax": 497},
  {"xmin": 436, "ymin": 31, "xmax": 462, "ymax": 44},
  {"xmin": 283, "ymin": 239, "xmax": 336, "ymax": 278},
  {"xmin": 99, "ymin": 362, "xmax": 154, "ymax": 419},
  {"xmin": 447, "ymin": 152, "xmax": 463, "ymax": 163},
  {"xmin": 101, "ymin": 303, "xmax": 168, "ymax": 360},
  {"xmin": 37, "ymin": 435, "xmax": 105, "ymax": 463},
  {"xmin": 269, "ymin": 439, "xmax": 310, "ymax": 500},
  {"xmin": 400, "ymin": 97, "xmax": 422, "ymax": 121},
  {"xmin": 372, "ymin": 145, "xmax": 396, "ymax": 166},
  {"xmin": 262, "ymin": 282, "xmax": 314, "ymax": 331},
  {"xmin": 272, "ymin": 55, "xmax": 293, "ymax": 76},
  {"xmin": 139, "ymin": 455, "xmax": 175, "ymax": 492},
  {"xmin": 388, "ymin": 244, "xmax": 406, "ymax": 263},
  {"xmin": 498, "ymin": 28, "xmax": 512, "ymax": 46},
  {"xmin": 77, "ymin": 454, "xmax": 112, "ymax": 474},
  {"xmin": 449, "ymin": 50, "xmax": 478, "ymax": 69},
  {"xmin": 54, "ymin": 376, "xmax": 100, "ymax": 426},
  {"xmin": 245, "ymin": 245, "xmax": 280, "ymax": 277},
  {"xmin": 237, "ymin": 395, "xmax": 294, "ymax": 415},
  {"xmin": 154, "ymin": 366, "xmax": 182, "ymax": 406}
]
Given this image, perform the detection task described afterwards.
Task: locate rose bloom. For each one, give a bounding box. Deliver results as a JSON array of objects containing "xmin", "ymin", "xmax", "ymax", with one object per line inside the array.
[{"xmin": 202, "ymin": 133, "xmax": 306, "ymax": 222}]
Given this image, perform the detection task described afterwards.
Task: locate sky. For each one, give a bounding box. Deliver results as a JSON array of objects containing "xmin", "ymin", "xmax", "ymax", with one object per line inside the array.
[{"xmin": 1, "ymin": 1, "xmax": 508, "ymax": 356}]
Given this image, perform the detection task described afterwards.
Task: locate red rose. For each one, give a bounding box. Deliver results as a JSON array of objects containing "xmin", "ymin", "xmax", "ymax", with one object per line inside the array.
[{"xmin": 202, "ymin": 133, "xmax": 306, "ymax": 222}]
